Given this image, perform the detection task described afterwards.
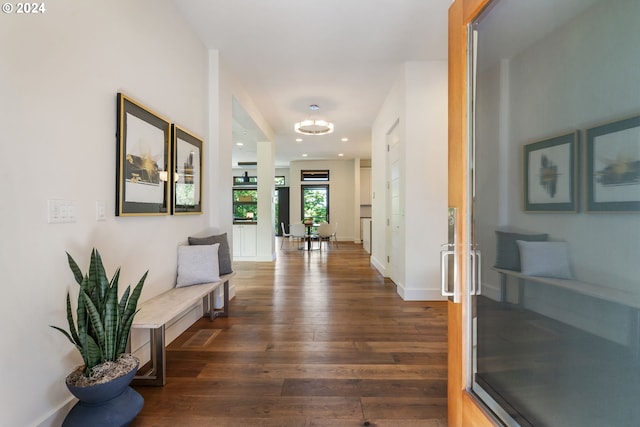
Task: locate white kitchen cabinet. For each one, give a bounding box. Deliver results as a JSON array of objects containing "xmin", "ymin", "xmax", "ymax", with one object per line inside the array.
[{"xmin": 232, "ymin": 224, "xmax": 257, "ymax": 257}]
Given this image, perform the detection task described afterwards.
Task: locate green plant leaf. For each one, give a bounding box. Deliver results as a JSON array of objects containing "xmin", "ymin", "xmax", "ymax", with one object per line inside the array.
[
  {"xmin": 103, "ymin": 280, "xmax": 120, "ymax": 360},
  {"xmin": 49, "ymin": 325, "xmax": 77, "ymax": 346},
  {"xmin": 76, "ymin": 276, "xmax": 89, "ymax": 365},
  {"xmin": 83, "ymin": 335, "xmax": 102, "ymax": 376},
  {"xmin": 82, "ymin": 291, "xmax": 105, "ymax": 359},
  {"xmin": 65, "ymin": 292, "xmax": 80, "ymax": 345},
  {"xmin": 118, "ymin": 285, "xmax": 130, "ymax": 321},
  {"xmin": 66, "ymin": 252, "xmax": 84, "ymax": 286},
  {"xmin": 116, "ymin": 308, "xmax": 139, "ymax": 355},
  {"xmin": 116, "ymin": 284, "xmax": 130, "ymax": 354},
  {"xmin": 88, "ymin": 249, "xmax": 109, "ymax": 309},
  {"xmin": 50, "ymin": 293, "xmax": 82, "ymax": 355},
  {"xmin": 116, "ymin": 271, "xmax": 147, "ymax": 354}
]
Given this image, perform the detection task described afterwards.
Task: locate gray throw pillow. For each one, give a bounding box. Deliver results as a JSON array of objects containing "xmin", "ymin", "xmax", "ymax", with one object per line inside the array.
[
  {"xmin": 188, "ymin": 233, "xmax": 233, "ymax": 275},
  {"xmin": 176, "ymin": 244, "xmax": 220, "ymax": 287},
  {"xmin": 495, "ymin": 230, "xmax": 548, "ymax": 271}
]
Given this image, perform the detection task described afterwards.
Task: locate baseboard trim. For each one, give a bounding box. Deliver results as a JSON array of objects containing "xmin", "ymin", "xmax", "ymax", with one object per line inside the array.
[
  {"xmin": 370, "ymin": 256, "xmax": 386, "ymax": 276},
  {"xmin": 396, "ymin": 283, "xmax": 447, "ymax": 301},
  {"xmin": 33, "ymin": 397, "xmax": 75, "ymax": 427}
]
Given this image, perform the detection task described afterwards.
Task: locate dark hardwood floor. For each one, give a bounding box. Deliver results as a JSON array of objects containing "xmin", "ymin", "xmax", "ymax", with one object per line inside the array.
[{"xmin": 131, "ymin": 240, "xmax": 448, "ymax": 427}]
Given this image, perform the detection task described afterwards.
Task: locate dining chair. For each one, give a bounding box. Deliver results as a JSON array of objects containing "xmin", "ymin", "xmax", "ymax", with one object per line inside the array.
[
  {"xmin": 317, "ymin": 222, "xmax": 337, "ymax": 250},
  {"xmin": 280, "ymin": 222, "xmax": 291, "ymax": 248},
  {"xmin": 288, "ymin": 223, "xmax": 306, "ymax": 249},
  {"xmin": 331, "ymin": 222, "xmax": 339, "ymax": 248}
]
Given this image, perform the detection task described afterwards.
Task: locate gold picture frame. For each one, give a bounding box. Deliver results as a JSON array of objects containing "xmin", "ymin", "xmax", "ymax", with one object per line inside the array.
[
  {"xmin": 116, "ymin": 93, "xmax": 171, "ymax": 216},
  {"xmin": 171, "ymin": 124, "xmax": 203, "ymax": 214}
]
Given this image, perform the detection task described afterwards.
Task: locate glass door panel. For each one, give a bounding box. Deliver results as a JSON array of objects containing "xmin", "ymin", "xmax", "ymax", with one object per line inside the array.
[{"xmin": 470, "ymin": 1, "xmax": 640, "ymax": 425}]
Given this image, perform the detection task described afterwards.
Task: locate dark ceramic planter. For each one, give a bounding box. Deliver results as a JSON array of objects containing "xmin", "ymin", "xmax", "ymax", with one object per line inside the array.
[{"xmin": 62, "ymin": 363, "xmax": 144, "ymax": 427}]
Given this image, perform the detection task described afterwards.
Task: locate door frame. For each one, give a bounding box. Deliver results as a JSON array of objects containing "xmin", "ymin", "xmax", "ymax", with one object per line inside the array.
[
  {"xmin": 448, "ymin": 0, "xmax": 500, "ymax": 426},
  {"xmin": 385, "ymin": 119, "xmax": 401, "ymax": 283}
]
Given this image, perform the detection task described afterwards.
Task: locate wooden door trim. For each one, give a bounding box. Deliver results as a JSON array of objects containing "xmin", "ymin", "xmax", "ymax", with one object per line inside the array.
[{"xmin": 448, "ymin": 0, "xmax": 496, "ymax": 426}]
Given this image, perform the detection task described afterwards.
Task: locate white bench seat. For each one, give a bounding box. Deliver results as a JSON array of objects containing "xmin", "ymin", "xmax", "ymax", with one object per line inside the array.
[
  {"xmin": 492, "ymin": 267, "xmax": 640, "ymax": 309},
  {"xmin": 492, "ymin": 267, "xmax": 640, "ymax": 355},
  {"xmin": 131, "ymin": 272, "xmax": 235, "ymax": 386}
]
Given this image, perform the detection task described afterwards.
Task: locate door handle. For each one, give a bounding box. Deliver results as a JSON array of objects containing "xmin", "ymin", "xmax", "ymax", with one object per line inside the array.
[
  {"xmin": 470, "ymin": 249, "xmax": 482, "ymax": 296},
  {"xmin": 440, "ymin": 243, "xmax": 459, "ymax": 303},
  {"xmin": 440, "ymin": 248, "xmax": 454, "ymax": 297}
]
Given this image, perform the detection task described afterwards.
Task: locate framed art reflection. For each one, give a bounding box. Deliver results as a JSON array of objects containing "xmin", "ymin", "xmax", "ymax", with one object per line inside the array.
[
  {"xmin": 171, "ymin": 124, "xmax": 203, "ymax": 214},
  {"xmin": 116, "ymin": 93, "xmax": 171, "ymax": 216},
  {"xmin": 586, "ymin": 114, "xmax": 640, "ymax": 212},
  {"xmin": 523, "ymin": 131, "xmax": 579, "ymax": 212}
]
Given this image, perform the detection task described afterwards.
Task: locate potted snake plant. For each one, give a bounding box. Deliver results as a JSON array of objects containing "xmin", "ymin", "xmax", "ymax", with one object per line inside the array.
[{"xmin": 50, "ymin": 248, "xmax": 147, "ymax": 427}]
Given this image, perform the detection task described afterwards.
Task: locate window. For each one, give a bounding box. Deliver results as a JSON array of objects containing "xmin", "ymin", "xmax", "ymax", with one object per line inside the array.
[
  {"xmin": 233, "ymin": 189, "xmax": 257, "ymax": 221},
  {"xmin": 301, "ymin": 185, "xmax": 329, "ymax": 223},
  {"xmin": 233, "ymin": 175, "xmax": 286, "ymax": 186},
  {"xmin": 233, "ymin": 175, "xmax": 257, "ymax": 186},
  {"xmin": 301, "ymin": 170, "xmax": 329, "ymax": 181}
]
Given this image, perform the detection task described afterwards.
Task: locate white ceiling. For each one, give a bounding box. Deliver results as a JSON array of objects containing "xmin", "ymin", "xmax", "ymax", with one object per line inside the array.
[{"xmin": 173, "ymin": 0, "xmax": 451, "ymax": 167}]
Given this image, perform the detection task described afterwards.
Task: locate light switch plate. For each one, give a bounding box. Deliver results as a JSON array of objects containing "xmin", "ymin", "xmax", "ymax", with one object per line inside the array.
[
  {"xmin": 48, "ymin": 199, "xmax": 76, "ymax": 223},
  {"xmin": 96, "ymin": 201, "xmax": 106, "ymax": 221}
]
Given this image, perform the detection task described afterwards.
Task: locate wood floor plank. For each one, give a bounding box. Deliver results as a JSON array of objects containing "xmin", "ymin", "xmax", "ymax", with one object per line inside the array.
[
  {"xmin": 197, "ymin": 363, "xmax": 446, "ymax": 380},
  {"xmin": 361, "ymin": 397, "xmax": 448, "ymax": 420},
  {"xmin": 169, "ymin": 350, "xmax": 397, "ymax": 365},
  {"xmin": 131, "ymin": 241, "xmax": 448, "ymax": 426},
  {"xmin": 141, "ymin": 395, "xmax": 363, "ymax": 418},
  {"xmin": 281, "ymin": 378, "xmax": 447, "ymax": 398}
]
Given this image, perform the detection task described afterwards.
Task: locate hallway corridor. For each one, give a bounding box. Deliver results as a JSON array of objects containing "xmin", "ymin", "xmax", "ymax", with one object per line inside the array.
[{"xmin": 132, "ymin": 242, "xmax": 448, "ymax": 426}]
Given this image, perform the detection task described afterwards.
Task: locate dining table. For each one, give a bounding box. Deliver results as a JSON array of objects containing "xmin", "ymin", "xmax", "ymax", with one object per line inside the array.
[{"xmin": 303, "ymin": 223, "xmax": 319, "ymax": 250}]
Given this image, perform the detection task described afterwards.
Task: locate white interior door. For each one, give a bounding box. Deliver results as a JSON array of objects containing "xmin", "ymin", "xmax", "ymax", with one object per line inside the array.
[{"xmin": 386, "ymin": 122, "xmax": 402, "ymax": 284}]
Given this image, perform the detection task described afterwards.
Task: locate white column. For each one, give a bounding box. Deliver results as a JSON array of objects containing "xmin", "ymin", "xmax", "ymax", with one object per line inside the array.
[{"xmin": 256, "ymin": 139, "xmax": 275, "ymax": 261}]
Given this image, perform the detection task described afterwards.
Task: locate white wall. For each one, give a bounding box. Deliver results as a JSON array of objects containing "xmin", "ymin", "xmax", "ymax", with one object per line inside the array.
[
  {"xmin": 276, "ymin": 167, "xmax": 291, "ymax": 185},
  {"xmin": 288, "ymin": 159, "xmax": 356, "ymax": 241},
  {"xmin": 403, "ymin": 62, "xmax": 449, "ymax": 300},
  {"xmin": 0, "ymin": 1, "xmax": 216, "ymax": 426},
  {"xmin": 476, "ymin": 0, "xmax": 640, "ymax": 343},
  {"xmin": 371, "ymin": 61, "xmax": 448, "ymax": 300}
]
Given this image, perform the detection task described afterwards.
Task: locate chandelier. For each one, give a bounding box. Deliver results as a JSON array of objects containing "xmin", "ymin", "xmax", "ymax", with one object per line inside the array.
[{"xmin": 294, "ymin": 104, "xmax": 334, "ymax": 135}]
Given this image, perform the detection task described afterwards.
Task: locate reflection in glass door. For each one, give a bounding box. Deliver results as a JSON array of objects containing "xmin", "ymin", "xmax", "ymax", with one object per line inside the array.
[{"xmin": 469, "ymin": 0, "xmax": 640, "ymax": 425}]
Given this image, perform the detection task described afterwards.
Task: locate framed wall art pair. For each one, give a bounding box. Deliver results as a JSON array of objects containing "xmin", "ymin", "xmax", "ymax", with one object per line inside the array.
[
  {"xmin": 115, "ymin": 93, "xmax": 203, "ymax": 216},
  {"xmin": 523, "ymin": 114, "xmax": 640, "ymax": 213}
]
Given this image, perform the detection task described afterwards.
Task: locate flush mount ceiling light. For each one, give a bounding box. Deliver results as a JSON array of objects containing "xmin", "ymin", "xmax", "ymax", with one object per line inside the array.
[{"xmin": 294, "ymin": 104, "xmax": 334, "ymax": 135}]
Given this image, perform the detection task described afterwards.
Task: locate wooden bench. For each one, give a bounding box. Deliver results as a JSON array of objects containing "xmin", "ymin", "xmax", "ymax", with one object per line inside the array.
[
  {"xmin": 130, "ymin": 272, "xmax": 235, "ymax": 386},
  {"xmin": 493, "ymin": 267, "xmax": 640, "ymax": 354}
]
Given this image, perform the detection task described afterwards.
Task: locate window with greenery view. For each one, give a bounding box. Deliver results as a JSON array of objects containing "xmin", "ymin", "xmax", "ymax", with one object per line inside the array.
[
  {"xmin": 233, "ymin": 189, "xmax": 257, "ymax": 220},
  {"xmin": 301, "ymin": 185, "xmax": 329, "ymax": 223}
]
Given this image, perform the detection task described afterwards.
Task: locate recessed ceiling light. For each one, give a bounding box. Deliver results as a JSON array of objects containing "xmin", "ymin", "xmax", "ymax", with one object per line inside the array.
[
  {"xmin": 341, "ymin": 137, "xmax": 349, "ymax": 142},
  {"xmin": 296, "ymin": 138, "xmax": 303, "ymax": 142},
  {"xmin": 236, "ymin": 142, "xmax": 244, "ymax": 146},
  {"xmin": 338, "ymin": 153, "xmax": 344, "ymax": 157},
  {"xmin": 302, "ymin": 153, "xmax": 308, "ymax": 157}
]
